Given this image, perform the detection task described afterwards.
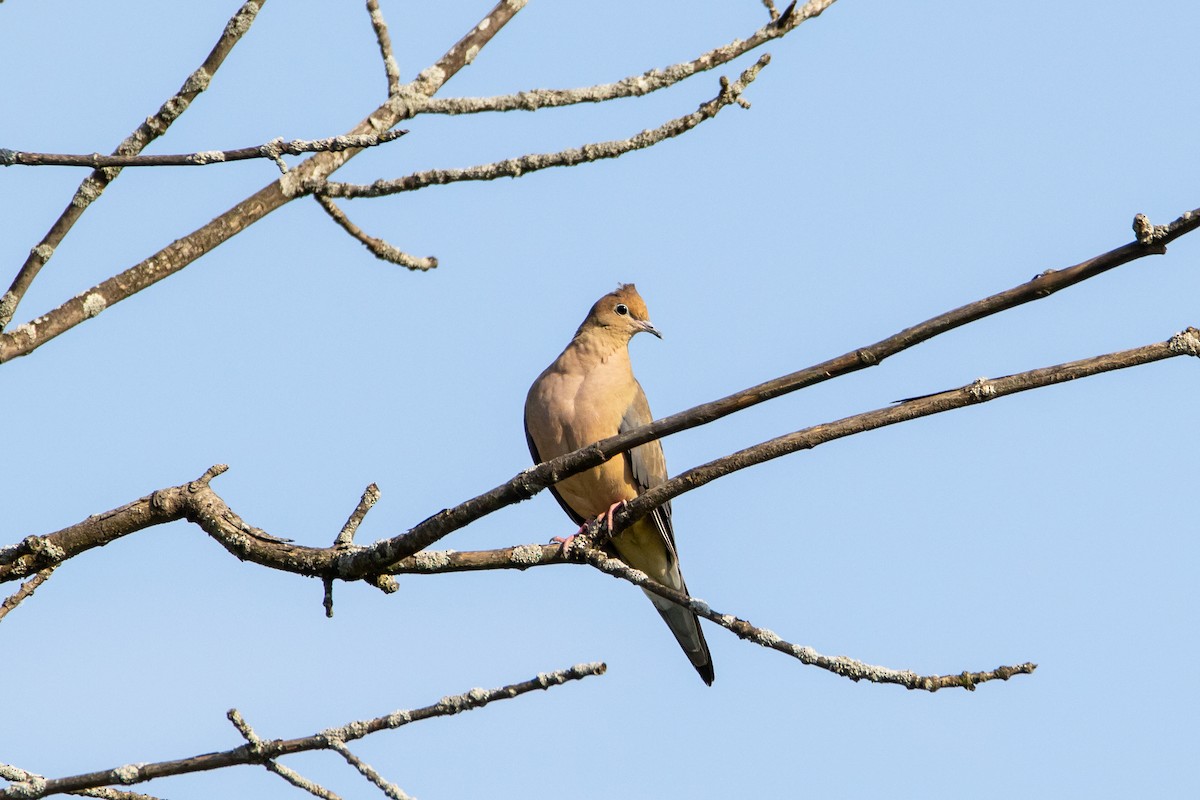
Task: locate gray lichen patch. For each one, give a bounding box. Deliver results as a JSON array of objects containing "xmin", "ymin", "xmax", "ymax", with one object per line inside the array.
[
  {"xmin": 509, "ymin": 544, "xmax": 544, "ymax": 566},
  {"xmin": 81, "ymin": 292, "xmax": 107, "ymax": 319},
  {"xmin": 410, "ymin": 549, "xmax": 453, "ymax": 571}
]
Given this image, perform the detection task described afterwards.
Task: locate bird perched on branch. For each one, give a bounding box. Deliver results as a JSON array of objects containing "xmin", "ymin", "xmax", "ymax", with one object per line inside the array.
[{"xmin": 524, "ymin": 284, "xmax": 714, "ymax": 685}]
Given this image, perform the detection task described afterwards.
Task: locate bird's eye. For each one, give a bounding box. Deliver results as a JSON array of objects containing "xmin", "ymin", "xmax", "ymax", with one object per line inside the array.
[{"xmin": 615, "ymin": 303, "xmax": 629, "ymax": 316}]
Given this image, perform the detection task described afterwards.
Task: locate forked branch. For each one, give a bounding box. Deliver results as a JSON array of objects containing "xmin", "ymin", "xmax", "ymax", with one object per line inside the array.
[{"xmin": 0, "ymin": 663, "xmax": 605, "ymax": 800}]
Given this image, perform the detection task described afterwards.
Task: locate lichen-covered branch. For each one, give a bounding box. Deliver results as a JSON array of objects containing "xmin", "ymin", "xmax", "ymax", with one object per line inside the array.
[
  {"xmin": 3, "ymin": 201, "xmax": 1196, "ymax": 590},
  {"xmin": 617, "ymin": 328, "xmax": 1200, "ymax": 530},
  {"xmin": 314, "ymin": 195, "xmax": 438, "ymax": 270},
  {"xmin": 0, "ymin": 663, "xmax": 605, "ymax": 800},
  {"xmin": 0, "ymin": 131, "xmax": 407, "ymax": 169},
  {"xmin": 327, "ymin": 739, "xmax": 412, "ymax": 800},
  {"xmin": 401, "ymin": 0, "xmax": 833, "ymax": 117},
  {"xmin": 7, "ymin": 329, "xmax": 1192, "ymax": 591},
  {"xmin": 0, "ymin": 765, "xmax": 162, "ymax": 800},
  {"xmin": 0, "ymin": 0, "xmax": 264, "ymax": 331},
  {"xmin": 576, "ymin": 544, "xmax": 1035, "ymax": 691},
  {"xmin": 335, "ymin": 210, "xmax": 1200, "ymax": 573},
  {"xmin": 4, "ymin": 204, "xmax": 1197, "ymax": 584},
  {"xmin": 378, "ymin": 328, "xmax": 1200, "ymax": 579},
  {"xmin": 365, "ymin": 0, "xmax": 401, "ymax": 96},
  {"xmin": 0, "ymin": 0, "xmax": 843, "ymax": 356},
  {"xmin": 0, "ymin": 565, "xmax": 57, "ymax": 622},
  {"xmin": 301, "ymin": 56, "xmax": 770, "ymax": 200},
  {"xmin": 0, "ymin": 0, "xmax": 527, "ymax": 362}
]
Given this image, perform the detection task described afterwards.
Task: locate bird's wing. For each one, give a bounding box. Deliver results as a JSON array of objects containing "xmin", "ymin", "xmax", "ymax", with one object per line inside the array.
[
  {"xmin": 619, "ymin": 381, "xmax": 714, "ymax": 685},
  {"xmin": 524, "ymin": 412, "xmax": 586, "ymax": 527}
]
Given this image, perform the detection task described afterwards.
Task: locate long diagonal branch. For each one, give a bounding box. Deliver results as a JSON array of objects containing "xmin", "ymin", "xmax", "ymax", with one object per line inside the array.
[
  {"xmin": 3, "ymin": 203, "xmax": 1196, "ymax": 581},
  {"xmin": 0, "ymin": 0, "xmax": 265, "ymax": 331},
  {"xmin": 302, "ymin": 58, "xmax": 769, "ymax": 200},
  {"xmin": 334, "ymin": 209, "xmax": 1200, "ymax": 573},
  {"xmin": 617, "ymin": 327, "xmax": 1200, "ymax": 528},
  {"xmin": 3, "ymin": 329, "xmax": 1194, "ymax": 586},
  {"xmin": 0, "ymin": 663, "xmax": 605, "ymax": 800},
  {"xmin": 0, "ymin": 131, "xmax": 408, "ymax": 169},
  {"xmin": 0, "ymin": 0, "xmax": 844, "ymax": 361},
  {"xmin": 577, "ymin": 546, "xmax": 1035, "ymax": 691},
  {"xmin": 0, "ymin": 0, "xmax": 528, "ymax": 362},
  {"xmin": 373, "ymin": 326, "xmax": 1200, "ymax": 577},
  {"xmin": 396, "ymin": 0, "xmax": 835, "ymax": 117}
]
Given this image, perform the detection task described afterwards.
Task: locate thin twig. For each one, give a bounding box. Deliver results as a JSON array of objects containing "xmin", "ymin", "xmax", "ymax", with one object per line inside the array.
[
  {"xmin": 0, "ymin": 0, "xmax": 264, "ymax": 331},
  {"xmin": 366, "ymin": 0, "xmax": 402, "ymax": 96},
  {"xmin": 328, "ymin": 482, "xmax": 386, "ymax": 614},
  {"xmin": 1, "ymin": 663, "xmax": 606, "ymax": 800},
  {"xmin": 314, "ymin": 196, "xmax": 438, "ymax": 270},
  {"xmin": 0, "ymin": 0, "xmax": 530, "ymax": 361},
  {"xmin": 395, "ymin": 0, "xmax": 830, "ymax": 118},
  {"xmin": 302, "ymin": 57, "xmax": 770, "ymax": 200},
  {"xmin": 576, "ymin": 544, "xmax": 1035, "ymax": 691},
  {"xmin": 262, "ymin": 761, "xmax": 342, "ymax": 800},
  {"xmin": 327, "ymin": 739, "xmax": 412, "ymax": 800},
  {"xmin": 0, "ymin": 564, "xmax": 56, "ymax": 622},
  {"xmin": 0, "ymin": 131, "xmax": 407, "ymax": 169},
  {"xmin": 335, "ymin": 483, "xmax": 382, "ymax": 547},
  {"xmin": 228, "ymin": 710, "xmax": 342, "ymax": 800}
]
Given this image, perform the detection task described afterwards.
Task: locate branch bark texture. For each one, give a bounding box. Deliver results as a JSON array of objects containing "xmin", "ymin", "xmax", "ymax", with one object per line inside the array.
[{"xmin": 0, "ymin": 663, "xmax": 605, "ymax": 799}]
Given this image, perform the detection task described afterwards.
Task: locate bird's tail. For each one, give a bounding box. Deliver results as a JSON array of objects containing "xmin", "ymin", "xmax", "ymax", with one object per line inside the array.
[{"xmin": 643, "ymin": 588, "xmax": 715, "ymax": 686}]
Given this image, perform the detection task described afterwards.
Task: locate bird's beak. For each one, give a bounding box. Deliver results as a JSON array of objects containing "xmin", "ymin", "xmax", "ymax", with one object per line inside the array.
[{"xmin": 640, "ymin": 320, "xmax": 663, "ymax": 339}]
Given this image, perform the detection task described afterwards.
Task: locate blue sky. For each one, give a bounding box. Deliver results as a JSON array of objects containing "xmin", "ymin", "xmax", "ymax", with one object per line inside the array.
[{"xmin": 3, "ymin": 1, "xmax": 1199, "ymax": 798}]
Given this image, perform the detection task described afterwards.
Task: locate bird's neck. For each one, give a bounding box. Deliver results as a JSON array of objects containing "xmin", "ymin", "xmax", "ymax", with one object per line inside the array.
[{"xmin": 567, "ymin": 328, "xmax": 630, "ymax": 365}]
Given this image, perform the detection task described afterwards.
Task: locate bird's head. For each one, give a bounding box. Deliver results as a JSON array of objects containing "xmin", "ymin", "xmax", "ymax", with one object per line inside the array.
[{"xmin": 578, "ymin": 283, "xmax": 662, "ymax": 341}]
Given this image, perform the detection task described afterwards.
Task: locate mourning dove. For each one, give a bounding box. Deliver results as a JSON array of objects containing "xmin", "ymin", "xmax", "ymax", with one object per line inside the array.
[{"xmin": 524, "ymin": 284, "xmax": 714, "ymax": 685}]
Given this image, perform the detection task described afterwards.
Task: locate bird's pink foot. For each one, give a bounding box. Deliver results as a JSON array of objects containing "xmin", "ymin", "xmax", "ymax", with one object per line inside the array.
[
  {"xmin": 550, "ymin": 520, "xmax": 591, "ymax": 551},
  {"xmin": 604, "ymin": 500, "xmax": 627, "ymax": 533}
]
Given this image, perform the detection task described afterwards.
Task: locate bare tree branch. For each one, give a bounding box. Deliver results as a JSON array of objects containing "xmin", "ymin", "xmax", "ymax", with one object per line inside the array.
[
  {"xmin": 4, "ymin": 203, "xmax": 1195, "ymax": 582},
  {"xmin": 381, "ymin": 326, "xmax": 1200, "ymax": 577},
  {"xmin": 0, "ymin": 0, "xmax": 847, "ymax": 361},
  {"xmin": 576, "ymin": 544, "xmax": 1035, "ymax": 691},
  {"xmin": 303, "ymin": 57, "xmax": 769, "ymax": 199},
  {"xmin": 228, "ymin": 709, "xmax": 344, "ymax": 800},
  {"xmin": 372, "ymin": 537, "xmax": 1034, "ymax": 689},
  {"xmin": 0, "ymin": 131, "xmax": 408, "ymax": 169},
  {"xmin": 0, "ymin": 663, "xmax": 606, "ymax": 800},
  {"xmin": 616, "ymin": 327, "xmax": 1200, "ymax": 530},
  {"xmin": 0, "ymin": 0, "xmax": 265, "ymax": 331},
  {"xmin": 313, "ymin": 195, "xmax": 438, "ymax": 270},
  {"xmin": 335, "ymin": 483, "xmax": 381, "ymax": 547},
  {"xmin": 4, "ymin": 328, "xmax": 1193, "ymax": 589},
  {"xmin": 0, "ymin": 0, "xmax": 529, "ymax": 362},
  {"xmin": 387, "ymin": 543, "xmax": 565, "ymax": 575},
  {"xmin": 0, "ymin": 765, "xmax": 164, "ymax": 800},
  {"xmin": 326, "ymin": 739, "xmax": 412, "ymax": 800},
  {"xmin": 336, "ymin": 209, "xmax": 1200, "ymax": 572},
  {"xmin": 0, "ymin": 564, "xmax": 56, "ymax": 622},
  {"xmin": 365, "ymin": 0, "xmax": 402, "ymax": 96},
  {"xmin": 403, "ymin": 0, "xmax": 826, "ymax": 117}
]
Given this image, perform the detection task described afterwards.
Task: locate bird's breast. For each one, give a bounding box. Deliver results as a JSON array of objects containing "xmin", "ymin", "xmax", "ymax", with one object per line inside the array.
[{"xmin": 526, "ymin": 362, "xmax": 639, "ymax": 520}]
